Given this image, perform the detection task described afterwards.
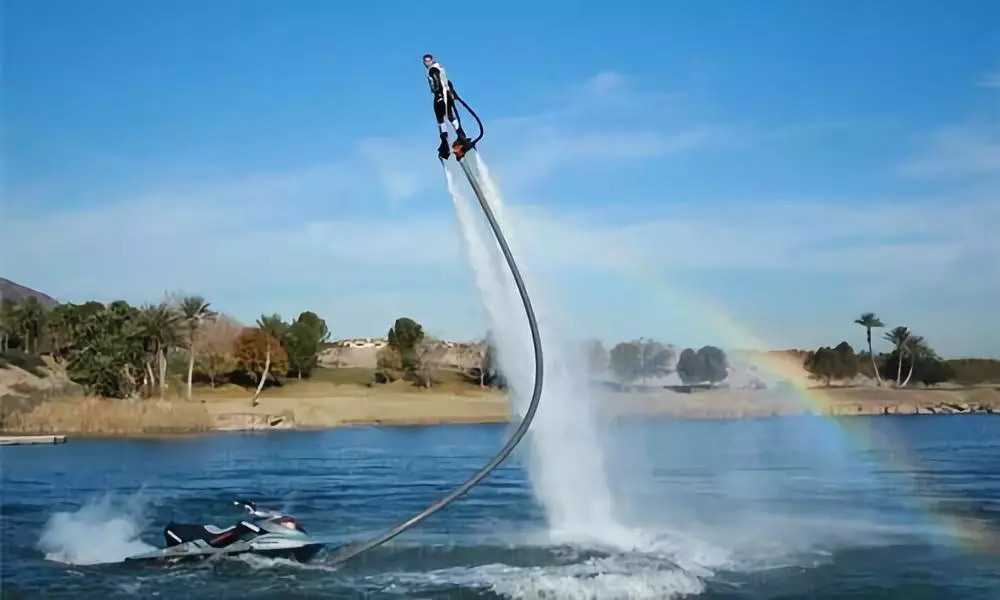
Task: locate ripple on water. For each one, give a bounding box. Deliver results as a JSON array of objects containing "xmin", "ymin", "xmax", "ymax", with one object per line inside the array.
[{"xmin": 2, "ymin": 418, "xmax": 999, "ymax": 599}]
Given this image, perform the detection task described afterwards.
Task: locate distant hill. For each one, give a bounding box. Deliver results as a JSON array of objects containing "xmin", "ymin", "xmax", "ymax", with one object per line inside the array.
[{"xmin": 0, "ymin": 278, "xmax": 58, "ymax": 308}]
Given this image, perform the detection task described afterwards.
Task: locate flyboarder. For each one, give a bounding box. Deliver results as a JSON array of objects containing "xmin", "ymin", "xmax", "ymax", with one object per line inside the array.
[{"xmin": 424, "ymin": 53, "xmax": 470, "ymax": 159}]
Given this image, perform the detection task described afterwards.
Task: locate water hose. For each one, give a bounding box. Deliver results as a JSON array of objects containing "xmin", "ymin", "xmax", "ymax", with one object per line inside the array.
[{"xmin": 325, "ymin": 102, "xmax": 543, "ymax": 567}]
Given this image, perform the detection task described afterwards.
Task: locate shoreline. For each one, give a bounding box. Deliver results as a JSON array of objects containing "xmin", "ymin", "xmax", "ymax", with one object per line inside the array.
[{"xmin": 1, "ymin": 385, "xmax": 996, "ymax": 439}]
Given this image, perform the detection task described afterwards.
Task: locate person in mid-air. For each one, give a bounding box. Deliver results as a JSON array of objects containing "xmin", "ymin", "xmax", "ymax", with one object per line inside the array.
[{"xmin": 424, "ymin": 53, "xmax": 469, "ymax": 158}]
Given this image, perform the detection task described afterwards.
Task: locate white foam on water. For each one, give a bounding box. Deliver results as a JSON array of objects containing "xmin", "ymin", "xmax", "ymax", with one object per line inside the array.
[
  {"xmin": 37, "ymin": 491, "xmax": 157, "ymax": 565},
  {"xmin": 394, "ymin": 559, "xmax": 707, "ymax": 600}
]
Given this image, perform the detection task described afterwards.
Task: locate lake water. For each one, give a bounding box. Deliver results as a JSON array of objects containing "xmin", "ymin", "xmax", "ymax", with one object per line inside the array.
[{"xmin": 2, "ymin": 415, "xmax": 998, "ymax": 599}]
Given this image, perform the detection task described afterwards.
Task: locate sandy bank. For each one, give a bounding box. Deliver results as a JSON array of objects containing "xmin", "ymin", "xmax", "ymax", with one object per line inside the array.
[
  {"xmin": 206, "ymin": 391, "xmax": 510, "ymax": 431},
  {"xmin": 1, "ymin": 386, "xmax": 996, "ymax": 437}
]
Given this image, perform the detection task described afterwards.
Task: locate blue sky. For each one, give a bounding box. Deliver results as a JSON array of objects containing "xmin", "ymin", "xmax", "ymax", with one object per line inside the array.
[{"xmin": 4, "ymin": 0, "xmax": 999, "ymax": 357}]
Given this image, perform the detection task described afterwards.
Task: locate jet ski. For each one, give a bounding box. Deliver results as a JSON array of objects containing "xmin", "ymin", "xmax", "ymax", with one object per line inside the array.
[{"xmin": 124, "ymin": 500, "xmax": 325, "ymax": 565}]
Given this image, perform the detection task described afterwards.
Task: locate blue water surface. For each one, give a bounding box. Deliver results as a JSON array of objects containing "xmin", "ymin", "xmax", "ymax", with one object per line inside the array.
[{"xmin": 2, "ymin": 415, "xmax": 998, "ymax": 599}]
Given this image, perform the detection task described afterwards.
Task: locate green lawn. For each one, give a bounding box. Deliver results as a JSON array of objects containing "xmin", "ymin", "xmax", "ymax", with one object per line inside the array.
[
  {"xmin": 308, "ymin": 367, "xmax": 377, "ymax": 386},
  {"xmin": 190, "ymin": 366, "xmax": 490, "ymax": 400}
]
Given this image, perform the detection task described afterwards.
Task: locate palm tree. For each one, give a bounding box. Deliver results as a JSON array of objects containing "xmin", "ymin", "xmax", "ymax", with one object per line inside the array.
[
  {"xmin": 854, "ymin": 312, "xmax": 885, "ymax": 386},
  {"xmin": 0, "ymin": 299, "xmax": 17, "ymax": 353},
  {"xmin": 882, "ymin": 326, "xmax": 911, "ymax": 387},
  {"xmin": 138, "ymin": 302, "xmax": 184, "ymax": 398},
  {"xmin": 1, "ymin": 297, "xmax": 48, "ymax": 354},
  {"xmin": 899, "ymin": 334, "xmax": 926, "ymax": 388},
  {"xmin": 179, "ymin": 296, "xmax": 217, "ymax": 401},
  {"xmin": 47, "ymin": 303, "xmax": 72, "ymax": 360},
  {"xmin": 251, "ymin": 314, "xmax": 286, "ymax": 406}
]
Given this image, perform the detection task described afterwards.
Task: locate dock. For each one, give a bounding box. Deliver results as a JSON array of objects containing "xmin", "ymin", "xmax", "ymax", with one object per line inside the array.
[{"xmin": 0, "ymin": 435, "xmax": 68, "ymax": 446}]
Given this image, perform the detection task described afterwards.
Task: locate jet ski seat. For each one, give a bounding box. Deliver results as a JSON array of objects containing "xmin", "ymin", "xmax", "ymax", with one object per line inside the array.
[
  {"xmin": 164, "ymin": 522, "xmax": 240, "ymax": 547},
  {"xmin": 204, "ymin": 524, "xmax": 229, "ymax": 534}
]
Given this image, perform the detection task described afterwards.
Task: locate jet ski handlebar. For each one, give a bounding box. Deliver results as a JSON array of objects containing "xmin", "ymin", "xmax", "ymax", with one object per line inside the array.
[{"xmin": 233, "ymin": 499, "xmax": 279, "ymax": 518}]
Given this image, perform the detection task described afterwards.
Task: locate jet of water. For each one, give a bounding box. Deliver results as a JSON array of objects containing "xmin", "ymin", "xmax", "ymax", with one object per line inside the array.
[{"xmin": 443, "ymin": 156, "xmax": 639, "ymax": 549}]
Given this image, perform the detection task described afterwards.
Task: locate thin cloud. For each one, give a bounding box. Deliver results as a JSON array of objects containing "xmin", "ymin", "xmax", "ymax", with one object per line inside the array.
[
  {"xmin": 978, "ymin": 71, "xmax": 1000, "ymax": 88},
  {"xmin": 897, "ymin": 123, "xmax": 1000, "ymax": 180},
  {"xmin": 7, "ymin": 181, "xmax": 995, "ymax": 292},
  {"xmin": 356, "ymin": 70, "xmax": 719, "ymax": 197},
  {"xmin": 7, "ymin": 71, "xmax": 999, "ymax": 356}
]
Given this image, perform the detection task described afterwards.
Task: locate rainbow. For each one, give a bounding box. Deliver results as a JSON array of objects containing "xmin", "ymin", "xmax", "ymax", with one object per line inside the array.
[{"xmin": 614, "ymin": 262, "xmax": 1000, "ymax": 559}]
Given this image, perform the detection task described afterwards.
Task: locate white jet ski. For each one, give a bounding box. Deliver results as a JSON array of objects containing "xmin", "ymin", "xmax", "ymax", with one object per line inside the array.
[{"xmin": 124, "ymin": 500, "xmax": 325, "ymax": 565}]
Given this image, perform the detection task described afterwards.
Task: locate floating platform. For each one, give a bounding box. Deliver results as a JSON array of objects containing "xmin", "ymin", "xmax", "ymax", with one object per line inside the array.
[{"xmin": 0, "ymin": 435, "xmax": 68, "ymax": 446}]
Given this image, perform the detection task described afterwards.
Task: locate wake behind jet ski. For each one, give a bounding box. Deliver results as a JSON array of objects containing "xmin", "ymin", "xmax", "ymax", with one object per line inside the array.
[
  {"xmin": 124, "ymin": 500, "xmax": 324, "ymax": 565},
  {"xmin": 423, "ymin": 53, "xmax": 482, "ymax": 161}
]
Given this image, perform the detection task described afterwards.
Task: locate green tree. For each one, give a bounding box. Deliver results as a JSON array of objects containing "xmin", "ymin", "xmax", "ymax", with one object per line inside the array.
[
  {"xmin": 0, "ymin": 298, "xmax": 49, "ymax": 354},
  {"xmin": 179, "ymin": 296, "xmax": 217, "ymax": 400},
  {"xmin": 47, "ymin": 303, "xmax": 75, "ymax": 359},
  {"xmin": 882, "ymin": 326, "xmax": 911, "ymax": 387},
  {"xmin": 832, "ymin": 341, "xmax": 859, "ymax": 381},
  {"xmin": 878, "ymin": 336, "xmax": 953, "ymax": 388},
  {"xmin": 609, "ymin": 341, "xmax": 641, "ymax": 388},
  {"xmin": 676, "ymin": 347, "xmax": 704, "ymax": 384},
  {"xmin": 916, "ymin": 356, "xmax": 955, "ymax": 386},
  {"xmin": 0, "ymin": 299, "xmax": 16, "ymax": 352},
  {"xmin": 46, "ymin": 301, "xmax": 106, "ymax": 363},
  {"xmin": 635, "ymin": 338, "xmax": 674, "ymax": 384},
  {"xmin": 251, "ymin": 314, "xmax": 288, "ymax": 404},
  {"xmin": 17, "ymin": 297, "xmax": 48, "ymax": 354},
  {"xmin": 235, "ymin": 327, "xmax": 288, "ymax": 403},
  {"xmin": 945, "ymin": 359, "xmax": 1000, "ymax": 385},
  {"xmin": 283, "ymin": 311, "xmax": 330, "ymax": 379},
  {"xmin": 899, "ymin": 334, "xmax": 926, "ymax": 388},
  {"xmin": 137, "ymin": 301, "xmax": 185, "ymax": 398},
  {"xmin": 66, "ymin": 300, "xmax": 147, "ymax": 397},
  {"xmin": 697, "ymin": 345, "xmax": 729, "ymax": 384},
  {"xmin": 388, "ymin": 317, "xmax": 424, "ymax": 352},
  {"xmin": 387, "ymin": 317, "xmax": 425, "ymax": 374},
  {"xmin": 853, "ymin": 312, "xmax": 885, "ymax": 386},
  {"xmin": 196, "ymin": 313, "xmax": 242, "ymax": 388},
  {"xmin": 804, "ymin": 346, "xmax": 838, "ymax": 386}
]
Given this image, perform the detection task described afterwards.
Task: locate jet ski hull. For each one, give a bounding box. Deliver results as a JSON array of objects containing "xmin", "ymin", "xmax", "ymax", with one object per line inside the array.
[
  {"xmin": 123, "ymin": 505, "xmax": 326, "ymax": 566},
  {"xmin": 124, "ymin": 540, "xmax": 325, "ymax": 565}
]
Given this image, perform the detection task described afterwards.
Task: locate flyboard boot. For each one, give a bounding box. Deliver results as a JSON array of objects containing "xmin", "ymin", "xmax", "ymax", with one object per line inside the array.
[
  {"xmin": 438, "ymin": 133, "xmax": 450, "ymax": 160},
  {"xmin": 452, "ymin": 126, "xmax": 473, "ymax": 160}
]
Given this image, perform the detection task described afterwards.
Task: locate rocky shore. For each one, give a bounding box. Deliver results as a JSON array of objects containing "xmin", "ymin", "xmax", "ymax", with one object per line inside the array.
[{"xmin": 596, "ymin": 386, "xmax": 1000, "ymax": 420}]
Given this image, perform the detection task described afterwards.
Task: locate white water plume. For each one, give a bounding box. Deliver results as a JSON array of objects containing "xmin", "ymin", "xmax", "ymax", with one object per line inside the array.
[
  {"xmin": 37, "ymin": 492, "xmax": 156, "ymax": 565},
  {"xmin": 443, "ymin": 156, "xmax": 638, "ymax": 549}
]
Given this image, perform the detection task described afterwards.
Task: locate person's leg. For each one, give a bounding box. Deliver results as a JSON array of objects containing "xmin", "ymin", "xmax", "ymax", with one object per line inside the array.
[
  {"xmin": 434, "ymin": 97, "xmax": 448, "ymax": 138},
  {"xmin": 434, "ymin": 96, "xmax": 450, "ymax": 158},
  {"xmin": 446, "ymin": 94, "xmax": 467, "ymax": 141}
]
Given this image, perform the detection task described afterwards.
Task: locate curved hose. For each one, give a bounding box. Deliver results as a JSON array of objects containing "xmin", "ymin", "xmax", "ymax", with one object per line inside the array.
[
  {"xmin": 453, "ymin": 93, "xmax": 485, "ymax": 147},
  {"xmin": 325, "ymin": 150, "xmax": 544, "ymax": 568}
]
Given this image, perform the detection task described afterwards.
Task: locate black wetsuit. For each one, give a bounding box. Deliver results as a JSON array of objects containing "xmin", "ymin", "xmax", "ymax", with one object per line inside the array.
[{"xmin": 427, "ymin": 62, "xmax": 462, "ymax": 139}]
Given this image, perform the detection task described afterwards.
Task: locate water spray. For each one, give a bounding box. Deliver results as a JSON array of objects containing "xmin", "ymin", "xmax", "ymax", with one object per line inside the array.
[{"xmin": 324, "ymin": 91, "xmax": 544, "ymax": 567}]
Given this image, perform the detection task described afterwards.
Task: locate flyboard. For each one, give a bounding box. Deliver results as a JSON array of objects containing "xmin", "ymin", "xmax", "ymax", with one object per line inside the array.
[{"xmin": 323, "ymin": 57, "xmax": 545, "ymax": 568}]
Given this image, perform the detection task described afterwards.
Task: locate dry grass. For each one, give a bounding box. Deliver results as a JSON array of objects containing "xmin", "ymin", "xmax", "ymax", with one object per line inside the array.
[
  {"xmin": 204, "ymin": 391, "xmax": 510, "ymax": 429},
  {"xmin": 1, "ymin": 397, "xmax": 213, "ymax": 436},
  {"xmin": 4, "ymin": 368, "xmax": 995, "ymax": 438}
]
